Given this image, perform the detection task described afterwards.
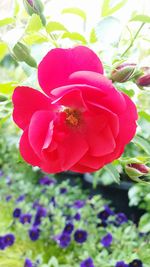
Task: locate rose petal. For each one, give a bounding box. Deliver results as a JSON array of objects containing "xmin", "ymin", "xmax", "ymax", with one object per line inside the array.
[
  {"xmin": 52, "ymin": 88, "xmax": 87, "ymax": 111},
  {"xmin": 20, "ymin": 128, "xmax": 41, "ymax": 166},
  {"xmin": 28, "ymin": 111, "xmax": 55, "ymax": 157},
  {"xmin": 58, "ymin": 130, "xmax": 89, "ymax": 170},
  {"xmin": 88, "ymin": 125, "xmax": 116, "ymax": 157},
  {"xmin": 68, "ymin": 71, "xmax": 126, "ymax": 114},
  {"xmin": 12, "ymin": 86, "xmax": 52, "ymax": 129},
  {"xmin": 79, "ymin": 154, "xmax": 105, "ymax": 169},
  {"xmin": 38, "ymin": 46, "xmax": 103, "ymax": 96}
]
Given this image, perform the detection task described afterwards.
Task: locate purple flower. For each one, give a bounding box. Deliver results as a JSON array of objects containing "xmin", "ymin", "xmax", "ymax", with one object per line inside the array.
[
  {"xmin": 80, "ymin": 258, "xmax": 95, "ymax": 267},
  {"xmin": 73, "ymin": 200, "xmax": 85, "ymax": 209},
  {"xmin": 97, "ymin": 205, "xmax": 114, "ymax": 221},
  {"xmin": 129, "ymin": 259, "xmax": 143, "ymax": 267},
  {"xmin": 4, "ymin": 234, "xmax": 15, "ymax": 247},
  {"xmin": 101, "ymin": 233, "xmax": 113, "ymax": 247},
  {"xmin": 63, "ymin": 223, "xmax": 74, "ymax": 235},
  {"xmin": 20, "ymin": 214, "xmax": 32, "ymax": 224},
  {"xmin": 5, "ymin": 195, "xmax": 12, "ymax": 202},
  {"xmin": 33, "ymin": 206, "xmax": 47, "ymax": 226},
  {"xmin": 0, "ymin": 237, "xmax": 5, "ymax": 250},
  {"xmin": 50, "ymin": 196, "xmax": 56, "ymax": 207},
  {"xmin": 29, "ymin": 227, "xmax": 40, "ymax": 241},
  {"xmin": 116, "ymin": 261, "xmax": 129, "ymax": 267},
  {"xmin": 74, "ymin": 229, "xmax": 88, "ymax": 244},
  {"xmin": 36, "ymin": 207, "xmax": 47, "ymax": 218},
  {"xmin": 74, "ymin": 212, "xmax": 81, "ymax": 221},
  {"xmin": 0, "ymin": 170, "xmax": 3, "ymax": 176},
  {"xmin": 33, "ymin": 214, "xmax": 41, "ymax": 227},
  {"xmin": 24, "ymin": 258, "xmax": 33, "ymax": 267},
  {"xmin": 60, "ymin": 187, "xmax": 67, "ymax": 194},
  {"xmin": 16, "ymin": 195, "xmax": 25, "ymax": 203},
  {"xmin": 55, "ymin": 233, "xmax": 71, "ymax": 248},
  {"xmin": 13, "ymin": 208, "xmax": 21, "ymax": 218},
  {"xmin": 116, "ymin": 213, "xmax": 128, "ymax": 225},
  {"xmin": 32, "ymin": 200, "xmax": 40, "ymax": 209},
  {"xmin": 39, "ymin": 176, "xmax": 56, "ymax": 186}
]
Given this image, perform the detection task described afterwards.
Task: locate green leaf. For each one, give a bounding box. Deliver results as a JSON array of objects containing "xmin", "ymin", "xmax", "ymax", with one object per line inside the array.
[
  {"xmin": 89, "ymin": 28, "xmax": 97, "ymax": 43},
  {"xmin": 131, "ymin": 14, "xmax": 150, "ymax": 23},
  {"xmin": 23, "ymin": 33, "xmax": 48, "ymax": 45},
  {"xmin": 0, "ymin": 18, "xmax": 15, "ymax": 27},
  {"xmin": 104, "ymin": 163, "xmax": 120, "ymax": 184},
  {"xmin": 138, "ymin": 111, "xmax": 150, "ymax": 121},
  {"xmin": 62, "ymin": 32, "xmax": 87, "ymax": 44},
  {"xmin": 26, "ymin": 14, "xmax": 43, "ymax": 32},
  {"xmin": 139, "ymin": 213, "xmax": 150, "ymax": 233},
  {"xmin": 0, "ymin": 42, "xmax": 8, "ymax": 61},
  {"xmin": 133, "ymin": 135, "xmax": 150, "ymax": 155},
  {"xmin": 62, "ymin": 7, "xmax": 86, "ymax": 22},
  {"xmin": 14, "ymin": 0, "xmax": 20, "ymax": 16},
  {"xmin": 46, "ymin": 21, "xmax": 68, "ymax": 33},
  {"xmin": 0, "ymin": 82, "xmax": 17, "ymax": 95},
  {"xmin": 101, "ymin": 0, "xmax": 128, "ymax": 17}
]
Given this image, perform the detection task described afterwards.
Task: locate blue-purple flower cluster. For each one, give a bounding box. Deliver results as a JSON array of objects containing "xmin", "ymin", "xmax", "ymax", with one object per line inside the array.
[
  {"xmin": 0, "ymin": 172, "xmax": 145, "ymax": 267},
  {"xmin": 0, "ymin": 233, "xmax": 15, "ymax": 250}
]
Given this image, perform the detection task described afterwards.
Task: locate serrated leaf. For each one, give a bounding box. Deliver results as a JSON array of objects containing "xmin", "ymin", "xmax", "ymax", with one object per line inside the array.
[
  {"xmin": 62, "ymin": 32, "xmax": 87, "ymax": 44},
  {"xmin": 46, "ymin": 21, "xmax": 68, "ymax": 33},
  {"xmin": 62, "ymin": 7, "xmax": 86, "ymax": 22},
  {"xmin": 101, "ymin": 0, "xmax": 128, "ymax": 17},
  {"xmin": 26, "ymin": 14, "xmax": 43, "ymax": 32},
  {"xmin": 23, "ymin": 33, "xmax": 48, "ymax": 45},
  {"xmin": 0, "ymin": 17, "xmax": 15, "ymax": 27},
  {"xmin": 133, "ymin": 136, "xmax": 150, "ymax": 155},
  {"xmin": 131, "ymin": 14, "xmax": 150, "ymax": 23},
  {"xmin": 104, "ymin": 163, "xmax": 120, "ymax": 184}
]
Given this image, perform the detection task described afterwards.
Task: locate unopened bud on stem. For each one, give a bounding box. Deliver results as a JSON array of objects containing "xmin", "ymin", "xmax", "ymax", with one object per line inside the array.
[
  {"xmin": 125, "ymin": 163, "xmax": 150, "ymax": 179},
  {"xmin": 136, "ymin": 67, "xmax": 150, "ymax": 87},
  {"xmin": 23, "ymin": 0, "xmax": 46, "ymax": 25},
  {"xmin": 111, "ymin": 63, "xmax": 136, "ymax": 83}
]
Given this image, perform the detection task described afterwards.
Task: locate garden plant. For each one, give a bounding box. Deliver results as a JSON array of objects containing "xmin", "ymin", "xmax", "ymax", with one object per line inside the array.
[{"xmin": 0, "ymin": 0, "xmax": 150, "ymax": 266}]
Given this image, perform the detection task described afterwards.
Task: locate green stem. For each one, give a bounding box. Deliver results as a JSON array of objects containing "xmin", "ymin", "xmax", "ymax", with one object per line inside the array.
[{"xmin": 121, "ymin": 22, "xmax": 145, "ymax": 57}]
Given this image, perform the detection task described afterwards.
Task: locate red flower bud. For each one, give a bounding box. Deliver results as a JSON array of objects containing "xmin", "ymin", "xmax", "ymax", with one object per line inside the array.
[
  {"xmin": 111, "ymin": 63, "xmax": 136, "ymax": 83},
  {"xmin": 23, "ymin": 0, "xmax": 44, "ymax": 19},
  {"xmin": 137, "ymin": 74, "xmax": 150, "ymax": 87},
  {"xmin": 128, "ymin": 163, "xmax": 149, "ymax": 174},
  {"xmin": 125, "ymin": 163, "xmax": 150, "ymax": 179}
]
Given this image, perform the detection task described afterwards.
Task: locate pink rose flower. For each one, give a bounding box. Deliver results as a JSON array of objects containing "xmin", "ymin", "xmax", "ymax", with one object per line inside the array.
[{"xmin": 12, "ymin": 46, "xmax": 137, "ymax": 173}]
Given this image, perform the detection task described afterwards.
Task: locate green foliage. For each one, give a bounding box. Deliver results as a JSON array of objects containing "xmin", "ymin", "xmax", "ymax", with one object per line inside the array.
[
  {"xmin": 0, "ymin": 18, "xmax": 15, "ymax": 27},
  {"xmin": 61, "ymin": 7, "xmax": 86, "ymax": 22},
  {"xmin": 26, "ymin": 14, "xmax": 43, "ymax": 33},
  {"xmin": 131, "ymin": 14, "xmax": 150, "ymax": 23},
  {"xmin": 46, "ymin": 22, "xmax": 68, "ymax": 34},
  {"xmin": 101, "ymin": 0, "xmax": 128, "ymax": 17}
]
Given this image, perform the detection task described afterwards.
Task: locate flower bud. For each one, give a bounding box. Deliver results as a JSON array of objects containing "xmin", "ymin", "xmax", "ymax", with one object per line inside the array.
[
  {"xmin": 111, "ymin": 63, "xmax": 136, "ymax": 83},
  {"xmin": 125, "ymin": 163, "xmax": 150, "ymax": 179},
  {"xmin": 13, "ymin": 42, "xmax": 37, "ymax": 68},
  {"xmin": 137, "ymin": 74, "xmax": 150, "ymax": 87},
  {"xmin": 23, "ymin": 0, "xmax": 44, "ymax": 16}
]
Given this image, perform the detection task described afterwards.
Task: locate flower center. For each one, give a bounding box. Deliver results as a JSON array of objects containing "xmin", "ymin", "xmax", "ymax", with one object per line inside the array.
[{"xmin": 65, "ymin": 108, "xmax": 80, "ymax": 127}]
